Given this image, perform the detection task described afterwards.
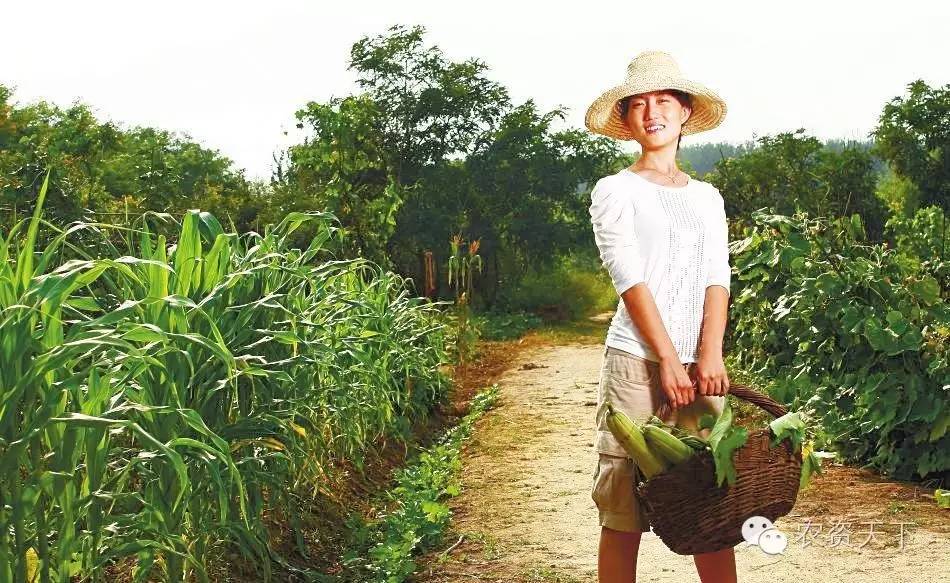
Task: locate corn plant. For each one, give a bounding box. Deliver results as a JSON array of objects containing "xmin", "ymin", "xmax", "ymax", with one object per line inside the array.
[
  {"xmin": 446, "ymin": 235, "xmax": 482, "ymax": 374},
  {"xmin": 0, "ymin": 172, "xmax": 451, "ymax": 581}
]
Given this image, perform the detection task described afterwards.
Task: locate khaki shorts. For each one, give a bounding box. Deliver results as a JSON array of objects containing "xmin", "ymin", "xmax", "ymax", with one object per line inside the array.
[{"xmin": 591, "ymin": 346, "xmax": 726, "ymax": 533}]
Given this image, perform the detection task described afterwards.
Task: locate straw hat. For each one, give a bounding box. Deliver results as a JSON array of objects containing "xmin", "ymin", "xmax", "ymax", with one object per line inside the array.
[{"xmin": 585, "ymin": 51, "xmax": 727, "ymax": 140}]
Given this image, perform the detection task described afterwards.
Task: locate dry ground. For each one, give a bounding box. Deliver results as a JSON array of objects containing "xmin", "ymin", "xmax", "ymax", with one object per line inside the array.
[{"xmin": 413, "ymin": 315, "xmax": 950, "ymax": 583}]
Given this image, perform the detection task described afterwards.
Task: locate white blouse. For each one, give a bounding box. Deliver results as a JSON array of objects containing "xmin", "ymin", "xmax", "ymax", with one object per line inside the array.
[{"xmin": 588, "ymin": 168, "xmax": 731, "ymax": 364}]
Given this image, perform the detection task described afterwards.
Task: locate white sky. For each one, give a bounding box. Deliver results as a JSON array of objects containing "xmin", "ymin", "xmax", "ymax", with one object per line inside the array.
[{"xmin": 5, "ymin": 0, "xmax": 949, "ymax": 180}]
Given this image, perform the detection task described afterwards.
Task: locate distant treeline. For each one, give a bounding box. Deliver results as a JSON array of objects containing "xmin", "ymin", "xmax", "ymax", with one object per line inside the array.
[{"xmin": 2, "ymin": 25, "xmax": 947, "ymax": 309}]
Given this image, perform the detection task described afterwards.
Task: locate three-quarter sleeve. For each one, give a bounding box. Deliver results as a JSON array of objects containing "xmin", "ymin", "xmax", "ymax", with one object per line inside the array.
[
  {"xmin": 705, "ymin": 188, "xmax": 731, "ymax": 297},
  {"xmin": 589, "ymin": 178, "xmax": 645, "ymax": 296}
]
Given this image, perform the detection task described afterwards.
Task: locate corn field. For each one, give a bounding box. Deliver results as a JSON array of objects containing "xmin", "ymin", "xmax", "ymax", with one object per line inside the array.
[{"xmin": 0, "ymin": 175, "xmax": 451, "ymax": 582}]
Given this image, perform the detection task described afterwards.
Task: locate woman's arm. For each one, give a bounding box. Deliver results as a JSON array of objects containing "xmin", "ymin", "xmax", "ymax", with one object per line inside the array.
[
  {"xmin": 696, "ymin": 187, "xmax": 732, "ymax": 395},
  {"xmin": 699, "ymin": 286, "xmax": 729, "ymax": 358},
  {"xmin": 588, "ymin": 177, "xmax": 646, "ymax": 296},
  {"xmin": 620, "ymin": 284, "xmax": 680, "ymax": 364},
  {"xmin": 619, "ymin": 285, "xmax": 696, "ymax": 409},
  {"xmin": 705, "ymin": 188, "xmax": 731, "ymax": 299}
]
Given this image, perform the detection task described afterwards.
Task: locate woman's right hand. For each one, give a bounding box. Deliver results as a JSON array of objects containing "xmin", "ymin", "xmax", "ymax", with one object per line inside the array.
[{"xmin": 658, "ymin": 357, "xmax": 695, "ymax": 411}]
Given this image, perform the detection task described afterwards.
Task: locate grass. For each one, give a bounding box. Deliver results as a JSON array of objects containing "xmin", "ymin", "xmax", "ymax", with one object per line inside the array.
[
  {"xmin": 442, "ymin": 530, "xmax": 503, "ymax": 562},
  {"xmin": 339, "ymin": 386, "xmax": 500, "ymax": 582},
  {"xmin": 531, "ymin": 317, "xmax": 610, "ymax": 344},
  {"xmin": 521, "ymin": 566, "xmax": 582, "ymax": 582}
]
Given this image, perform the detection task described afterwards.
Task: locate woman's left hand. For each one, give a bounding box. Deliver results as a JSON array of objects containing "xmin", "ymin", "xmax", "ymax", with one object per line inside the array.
[{"xmin": 691, "ymin": 351, "xmax": 730, "ymax": 397}]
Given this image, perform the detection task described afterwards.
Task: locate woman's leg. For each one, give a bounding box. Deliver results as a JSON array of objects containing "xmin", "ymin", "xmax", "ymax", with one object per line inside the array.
[
  {"xmin": 591, "ymin": 454, "xmax": 650, "ymax": 582},
  {"xmin": 599, "ymin": 526, "xmax": 642, "ymax": 583},
  {"xmin": 693, "ymin": 546, "xmax": 737, "ymax": 583}
]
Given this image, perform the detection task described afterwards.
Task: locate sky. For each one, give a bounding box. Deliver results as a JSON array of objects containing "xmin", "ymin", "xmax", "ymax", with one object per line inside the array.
[{"xmin": 5, "ymin": 0, "xmax": 949, "ymax": 180}]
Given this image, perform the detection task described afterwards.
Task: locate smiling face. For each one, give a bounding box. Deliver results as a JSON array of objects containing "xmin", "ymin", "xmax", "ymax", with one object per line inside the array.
[{"xmin": 620, "ymin": 89, "xmax": 692, "ymax": 148}]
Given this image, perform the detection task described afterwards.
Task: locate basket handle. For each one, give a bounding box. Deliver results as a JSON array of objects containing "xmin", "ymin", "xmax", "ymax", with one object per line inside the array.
[{"xmin": 726, "ymin": 383, "xmax": 788, "ymax": 419}]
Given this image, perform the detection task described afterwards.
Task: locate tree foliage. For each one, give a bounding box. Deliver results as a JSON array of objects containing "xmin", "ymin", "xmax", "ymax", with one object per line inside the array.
[
  {"xmin": 0, "ymin": 85, "xmax": 258, "ymax": 230},
  {"xmin": 872, "ymin": 80, "xmax": 950, "ymax": 214},
  {"xmin": 284, "ymin": 25, "xmax": 624, "ymax": 303},
  {"xmin": 348, "ymin": 24, "xmax": 511, "ymax": 185},
  {"xmin": 705, "ymin": 129, "xmax": 888, "ymax": 241},
  {"xmin": 278, "ymin": 95, "xmax": 400, "ymax": 264}
]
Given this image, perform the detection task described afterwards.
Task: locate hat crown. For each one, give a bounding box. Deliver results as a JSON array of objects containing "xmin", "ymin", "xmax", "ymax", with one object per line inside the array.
[{"xmin": 625, "ymin": 51, "xmax": 682, "ymax": 81}]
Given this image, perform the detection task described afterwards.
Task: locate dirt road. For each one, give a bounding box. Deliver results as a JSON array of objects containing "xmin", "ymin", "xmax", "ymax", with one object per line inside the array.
[{"xmin": 415, "ymin": 329, "xmax": 949, "ymax": 582}]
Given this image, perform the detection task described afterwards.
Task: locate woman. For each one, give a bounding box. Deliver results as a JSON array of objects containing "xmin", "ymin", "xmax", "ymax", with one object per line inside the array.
[{"xmin": 584, "ymin": 51, "xmax": 736, "ymax": 582}]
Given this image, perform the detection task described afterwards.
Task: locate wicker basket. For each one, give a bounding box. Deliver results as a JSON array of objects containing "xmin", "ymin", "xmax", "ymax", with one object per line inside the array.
[{"xmin": 635, "ymin": 384, "xmax": 803, "ymax": 556}]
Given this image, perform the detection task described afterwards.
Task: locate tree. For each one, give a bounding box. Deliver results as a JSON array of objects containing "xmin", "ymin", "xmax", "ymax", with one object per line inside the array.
[
  {"xmin": 283, "ymin": 26, "xmax": 626, "ymax": 306},
  {"xmin": 706, "ymin": 129, "xmax": 887, "ymax": 240},
  {"xmin": 280, "ymin": 95, "xmax": 401, "ymax": 265},
  {"xmin": 348, "ymin": 24, "xmax": 511, "ymax": 185},
  {"xmin": 283, "ymin": 25, "xmax": 514, "ymax": 269},
  {"xmin": 0, "ymin": 84, "xmax": 254, "ymax": 230},
  {"xmin": 461, "ymin": 101, "xmax": 622, "ymax": 304},
  {"xmin": 872, "ymin": 80, "xmax": 950, "ymax": 258},
  {"xmin": 872, "ymin": 80, "xmax": 950, "ymax": 214}
]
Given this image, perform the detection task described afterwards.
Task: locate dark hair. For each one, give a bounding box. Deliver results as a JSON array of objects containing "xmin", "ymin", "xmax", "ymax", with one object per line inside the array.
[{"xmin": 617, "ymin": 90, "xmax": 692, "ymax": 151}]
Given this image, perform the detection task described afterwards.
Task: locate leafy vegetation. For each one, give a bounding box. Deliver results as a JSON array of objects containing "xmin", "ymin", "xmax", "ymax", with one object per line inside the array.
[
  {"xmin": 341, "ymin": 386, "xmax": 500, "ymax": 582},
  {"xmin": 704, "ymin": 129, "xmax": 889, "ymax": 241},
  {"xmin": 0, "ymin": 86, "xmax": 259, "ymax": 229},
  {"xmin": 0, "ymin": 174, "xmax": 450, "ymax": 581},
  {"xmin": 871, "ymin": 80, "xmax": 950, "ymax": 215},
  {"xmin": 473, "ymin": 311, "xmax": 544, "ymax": 341},
  {"xmin": 727, "ymin": 207, "xmax": 949, "ymax": 480},
  {"xmin": 698, "ymin": 406, "xmax": 749, "ymax": 487}
]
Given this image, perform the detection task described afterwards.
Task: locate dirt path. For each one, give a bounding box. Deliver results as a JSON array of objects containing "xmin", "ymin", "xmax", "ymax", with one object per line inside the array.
[{"xmin": 415, "ymin": 325, "xmax": 949, "ymax": 582}]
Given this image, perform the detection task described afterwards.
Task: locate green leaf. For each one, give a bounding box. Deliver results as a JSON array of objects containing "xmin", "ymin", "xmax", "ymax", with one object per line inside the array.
[
  {"xmin": 712, "ymin": 427, "xmax": 748, "ymax": 488},
  {"xmin": 769, "ymin": 412, "xmax": 806, "ymax": 450},
  {"xmin": 51, "ymin": 413, "xmax": 126, "ymax": 428},
  {"xmin": 849, "ymin": 214, "xmax": 865, "ymax": 240},
  {"xmin": 935, "ymin": 489, "xmax": 950, "ymax": 509},
  {"xmin": 885, "ymin": 310, "xmax": 908, "ymax": 334},
  {"xmin": 863, "ymin": 317, "xmax": 895, "ymax": 351},
  {"xmin": 815, "ymin": 272, "xmax": 842, "ymax": 295},
  {"xmin": 421, "ymin": 500, "xmax": 449, "ymax": 522},
  {"xmin": 698, "ymin": 413, "xmax": 717, "ymax": 431},
  {"xmin": 840, "ymin": 306, "xmax": 863, "ymax": 333},
  {"xmin": 909, "ymin": 276, "xmax": 941, "ymax": 306},
  {"xmin": 706, "ymin": 405, "xmax": 749, "ymax": 487},
  {"xmin": 929, "ymin": 412, "xmax": 950, "ymax": 442},
  {"xmin": 65, "ymin": 296, "xmax": 102, "ymax": 311}
]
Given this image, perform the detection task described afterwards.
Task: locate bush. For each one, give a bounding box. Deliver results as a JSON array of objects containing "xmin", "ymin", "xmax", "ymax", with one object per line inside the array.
[
  {"xmin": 473, "ymin": 310, "xmax": 544, "ymax": 341},
  {"xmin": 729, "ymin": 208, "xmax": 949, "ymax": 481},
  {"xmin": 496, "ymin": 253, "xmax": 617, "ymax": 321}
]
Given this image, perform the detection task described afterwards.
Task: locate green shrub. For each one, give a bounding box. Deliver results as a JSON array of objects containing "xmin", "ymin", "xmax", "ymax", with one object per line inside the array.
[
  {"xmin": 497, "ymin": 253, "xmax": 617, "ymax": 321},
  {"xmin": 729, "ymin": 208, "xmax": 949, "ymax": 480},
  {"xmin": 341, "ymin": 386, "xmax": 500, "ymax": 582},
  {"xmin": 473, "ymin": 310, "xmax": 544, "ymax": 341}
]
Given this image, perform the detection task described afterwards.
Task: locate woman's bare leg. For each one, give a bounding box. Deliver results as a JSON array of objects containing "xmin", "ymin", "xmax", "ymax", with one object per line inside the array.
[
  {"xmin": 598, "ymin": 526, "xmax": 642, "ymax": 582},
  {"xmin": 693, "ymin": 546, "xmax": 737, "ymax": 583}
]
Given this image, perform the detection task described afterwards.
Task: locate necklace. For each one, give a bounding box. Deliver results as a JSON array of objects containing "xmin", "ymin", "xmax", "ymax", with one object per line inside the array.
[{"xmin": 633, "ymin": 165, "xmax": 682, "ymax": 185}]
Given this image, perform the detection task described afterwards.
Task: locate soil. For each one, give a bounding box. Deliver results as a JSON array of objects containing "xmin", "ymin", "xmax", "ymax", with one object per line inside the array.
[{"xmin": 412, "ymin": 314, "xmax": 950, "ymax": 582}]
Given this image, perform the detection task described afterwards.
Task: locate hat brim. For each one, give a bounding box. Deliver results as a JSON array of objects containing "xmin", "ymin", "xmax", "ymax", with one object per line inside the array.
[{"xmin": 585, "ymin": 78, "xmax": 727, "ymax": 140}]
